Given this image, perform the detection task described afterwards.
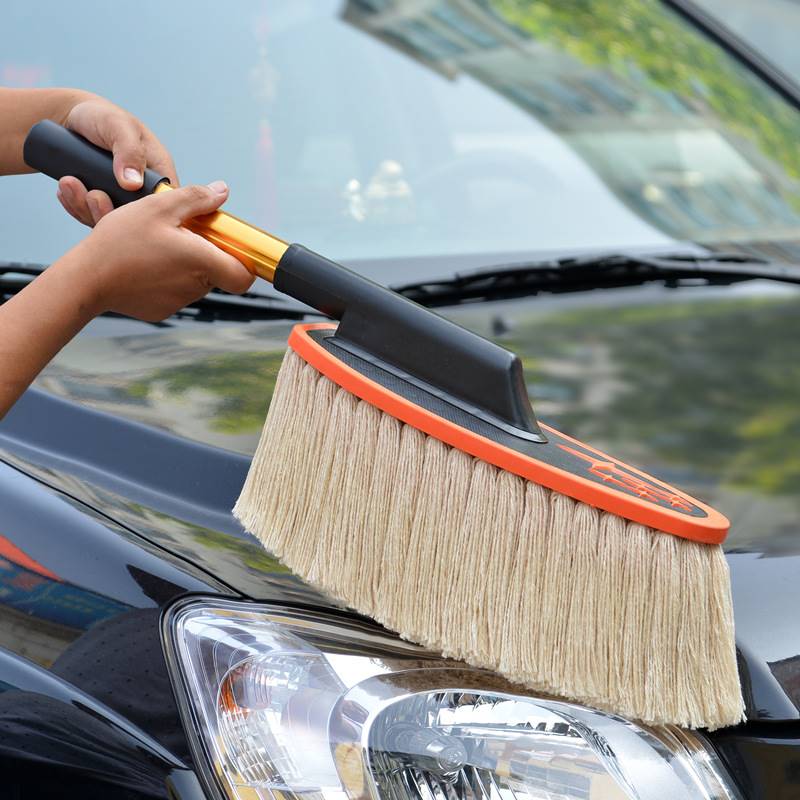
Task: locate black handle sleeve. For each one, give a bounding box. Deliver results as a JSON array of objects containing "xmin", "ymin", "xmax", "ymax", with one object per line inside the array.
[
  {"xmin": 23, "ymin": 120, "xmax": 168, "ymax": 206},
  {"xmin": 274, "ymin": 244, "xmax": 542, "ymax": 436}
]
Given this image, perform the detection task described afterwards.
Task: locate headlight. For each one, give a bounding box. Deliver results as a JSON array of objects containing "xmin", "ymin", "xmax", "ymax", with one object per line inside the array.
[{"xmin": 163, "ymin": 598, "xmax": 741, "ymax": 800}]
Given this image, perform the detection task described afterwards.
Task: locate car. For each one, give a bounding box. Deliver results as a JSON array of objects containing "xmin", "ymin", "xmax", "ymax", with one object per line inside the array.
[{"xmin": 1, "ymin": 1, "xmax": 799, "ymax": 798}]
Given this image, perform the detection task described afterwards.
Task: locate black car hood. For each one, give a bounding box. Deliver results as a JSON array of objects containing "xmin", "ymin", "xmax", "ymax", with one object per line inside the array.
[{"xmin": 1, "ymin": 282, "xmax": 799, "ymax": 724}]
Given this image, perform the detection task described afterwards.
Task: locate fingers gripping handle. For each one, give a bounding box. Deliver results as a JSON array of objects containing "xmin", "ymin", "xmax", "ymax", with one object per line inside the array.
[
  {"xmin": 23, "ymin": 120, "xmax": 168, "ymax": 206},
  {"xmin": 23, "ymin": 121, "xmax": 288, "ymax": 281}
]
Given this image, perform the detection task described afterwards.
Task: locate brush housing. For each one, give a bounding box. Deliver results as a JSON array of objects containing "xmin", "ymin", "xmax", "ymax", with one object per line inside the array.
[{"xmin": 274, "ymin": 245, "xmax": 544, "ymax": 440}]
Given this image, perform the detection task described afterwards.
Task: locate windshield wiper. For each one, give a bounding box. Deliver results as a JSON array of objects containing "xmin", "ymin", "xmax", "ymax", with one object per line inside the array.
[
  {"xmin": 0, "ymin": 261, "xmax": 318, "ymax": 322},
  {"xmin": 7, "ymin": 251, "xmax": 798, "ymax": 321},
  {"xmin": 170, "ymin": 291, "xmax": 315, "ymax": 322},
  {"xmin": 392, "ymin": 251, "xmax": 800, "ymax": 307}
]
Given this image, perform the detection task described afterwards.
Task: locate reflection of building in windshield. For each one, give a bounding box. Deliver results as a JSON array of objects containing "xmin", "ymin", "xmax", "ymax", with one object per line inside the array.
[{"xmin": 343, "ymin": 0, "xmax": 800, "ymax": 251}]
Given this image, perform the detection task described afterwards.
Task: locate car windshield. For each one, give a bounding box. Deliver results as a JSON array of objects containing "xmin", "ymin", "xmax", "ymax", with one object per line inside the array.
[
  {"xmin": 694, "ymin": 0, "xmax": 800, "ymax": 82},
  {"xmin": 3, "ymin": 0, "xmax": 800, "ymax": 270}
]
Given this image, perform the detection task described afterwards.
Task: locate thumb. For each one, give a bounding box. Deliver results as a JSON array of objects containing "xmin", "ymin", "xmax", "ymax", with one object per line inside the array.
[
  {"xmin": 64, "ymin": 102, "xmax": 148, "ymax": 191},
  {"xmin": 106, "ymin": 120, "xmax": 148, "ymax": 191},
  {"xmin": 152, "ymin": 181, "xmax": 229, "ymax": 222}
]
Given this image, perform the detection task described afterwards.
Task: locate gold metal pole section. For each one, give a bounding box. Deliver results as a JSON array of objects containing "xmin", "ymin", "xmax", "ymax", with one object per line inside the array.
[{"xmin": 154, "ymin": 182, "xmax": 288, "ymax": 282}]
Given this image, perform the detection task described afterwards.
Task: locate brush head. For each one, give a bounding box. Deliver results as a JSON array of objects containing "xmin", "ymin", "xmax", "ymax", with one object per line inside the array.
[
  {"xmin": 288, "ymin": 322, "xmax": 729, "ymax": 545},
  {"xmin": 233, "ymin": 343, "xmax": 744, "ymax": 729}
]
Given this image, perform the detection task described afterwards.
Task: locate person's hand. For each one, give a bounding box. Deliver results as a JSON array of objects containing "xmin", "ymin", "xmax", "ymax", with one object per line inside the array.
[
  {"xmin": 57, "ymin": 96, "xmax": 178, "ymax": 227},
  {"xmin": 66, "ymin": 181, "xmax": 254, "ymax": 322}
]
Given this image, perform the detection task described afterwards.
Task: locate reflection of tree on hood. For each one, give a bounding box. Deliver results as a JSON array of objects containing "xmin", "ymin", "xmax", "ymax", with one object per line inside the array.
[
  {"xmin": 129, "ymin": 351, "xmax": 286, "ymax": 434},
  {"xmin": 508, "ymin": 296, "xmax": 800, "ymax": 497}
]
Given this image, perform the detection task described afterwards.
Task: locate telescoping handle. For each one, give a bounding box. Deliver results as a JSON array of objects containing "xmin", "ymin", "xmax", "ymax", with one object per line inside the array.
[
  {"xmin": 24, "ymin": 120, "xmax": 169, "ymax": 204},
  {"xmin": 23, "ymin": 120, "xmax": 543, "ymax": 436}
]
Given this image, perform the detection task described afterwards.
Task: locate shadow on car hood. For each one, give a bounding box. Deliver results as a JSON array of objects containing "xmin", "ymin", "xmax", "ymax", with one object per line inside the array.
[{"xmin": 1, "ymin": 283, "xmax": 799, "ymax": 724}]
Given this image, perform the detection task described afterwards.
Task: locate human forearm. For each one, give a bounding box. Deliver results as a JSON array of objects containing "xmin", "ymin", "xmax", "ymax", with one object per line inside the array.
[
  {"xmin": 1, "ymin": 89, "xmax": 178, "ymax": 224},
  {"xmin": 0, "ymin": 243, "xmax": 101, "ymax": 418},
  {"xmin": 0, "ymin": 95, "xmax": 251, "ymax": 420},
  {"xmin": 0, "ymin": 181, "xmax": 251, "ymax": 418},
  {"xmin": 0, "ymin": 87, "xmax": 92, "ymax": 175}
]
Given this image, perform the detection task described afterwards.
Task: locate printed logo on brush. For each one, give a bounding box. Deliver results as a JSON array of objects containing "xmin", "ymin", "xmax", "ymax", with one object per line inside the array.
[{"xmin": 555, "ymin": 443, "xmax": 695, "ymax": 514}]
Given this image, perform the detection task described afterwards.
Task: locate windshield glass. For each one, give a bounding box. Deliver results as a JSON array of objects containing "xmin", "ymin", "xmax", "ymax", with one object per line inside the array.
[
  {"xmin": 693, "ymin": 0, "xmax": 800, "ymax": 81},
  {"xmin": 3, "ymin": 0, "xmax": 800, "ymax": 268}
]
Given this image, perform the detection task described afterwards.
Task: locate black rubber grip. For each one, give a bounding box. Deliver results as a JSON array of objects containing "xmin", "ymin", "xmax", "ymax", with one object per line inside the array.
[
  {"xmin": 23, "ymin": 120, "xmax": 168, "ymax": 206},
  {"xmin": 274, "ymin": 244, "xmax": 542, "ymax": 436}
]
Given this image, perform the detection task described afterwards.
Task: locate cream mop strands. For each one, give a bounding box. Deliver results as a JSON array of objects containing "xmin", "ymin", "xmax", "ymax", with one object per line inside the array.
[{"xmin": 234, "ymin": 349, "xmax": 745, "ymax": 730}]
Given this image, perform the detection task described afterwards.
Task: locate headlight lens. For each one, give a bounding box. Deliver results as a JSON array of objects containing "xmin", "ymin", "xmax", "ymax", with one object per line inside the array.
[{"xmin": 163, "ymin": 598, "xmax": 741, "ymax": 800}]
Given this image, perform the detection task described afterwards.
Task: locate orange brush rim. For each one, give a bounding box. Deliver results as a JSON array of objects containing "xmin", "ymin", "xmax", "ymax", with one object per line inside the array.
[{"xmin": 288, "ymin": 323, "xmax": 729, "ymax": 544}]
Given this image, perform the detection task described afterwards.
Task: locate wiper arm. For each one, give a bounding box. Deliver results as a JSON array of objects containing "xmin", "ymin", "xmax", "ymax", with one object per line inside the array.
[
  {"xmin": 0, "ymin": 261, "xmax": 47, "ymax": 290},
  {"xmin": 172, "ymin": 290, "xmax": 315, "ymax": 322},
  {"xmin": 392, "ymin": 251, "xmax": 800, "ymax": 307},
  {"xmin": 0, "ymin": 261, "xmax": 318, "ymax": 322}
]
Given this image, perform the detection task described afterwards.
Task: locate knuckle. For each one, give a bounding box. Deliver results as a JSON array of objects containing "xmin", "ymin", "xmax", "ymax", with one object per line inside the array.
[
  {"xmin": 133, "ymin": 130, "xmax": 147, "ymax": 156},
  {"xmin": 193, "ymin": 272, "xmax": 211, "ymax": 293},
  {"xmin": 130, "ymin": 142, "xmax": 147, "ymax": 162},
  {"xmin": 114, "ymin": 116, "xmax": 145, "ymax": 148},
  {"xmin": 186, "ymin": 184, "xmax": 210, "ymax": 203}
]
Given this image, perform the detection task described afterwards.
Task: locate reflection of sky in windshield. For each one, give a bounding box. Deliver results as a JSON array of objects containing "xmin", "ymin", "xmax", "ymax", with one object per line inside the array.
[
  {"xmin": 2, "ymin": 0, "xmax": 800, "ymax": 266},
  {"xmin": 694, "ymin": 0, "xmax": 800, "ymax": 79}
]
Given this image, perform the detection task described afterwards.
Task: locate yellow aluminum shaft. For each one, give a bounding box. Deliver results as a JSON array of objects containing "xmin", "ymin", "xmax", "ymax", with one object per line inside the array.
[{"xmin": 154, "ymin": 182, "xmax": 288, "ymax": 282}]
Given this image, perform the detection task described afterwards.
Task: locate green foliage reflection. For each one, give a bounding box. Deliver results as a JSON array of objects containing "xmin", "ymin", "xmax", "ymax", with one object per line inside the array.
[
  {"xmin": 130, "ymin": 351, "xmax": 285, "ymax": 434},
  {"xmin": 505, "ymin": 294, "xmax": 800, "ymax": 497},
  {"xmin": 491, "ymin": 0, "xmax": 800, "ymax": 191}
]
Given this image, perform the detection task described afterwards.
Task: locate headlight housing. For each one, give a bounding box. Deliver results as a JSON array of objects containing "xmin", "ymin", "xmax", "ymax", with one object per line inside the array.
[{"xmin": 163, "ymin": 598, "xmax": 741, "ymax": 800}]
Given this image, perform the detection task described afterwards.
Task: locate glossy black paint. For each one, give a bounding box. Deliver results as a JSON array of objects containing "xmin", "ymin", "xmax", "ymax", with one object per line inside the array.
[
  {"xmin": 0, "ymin": 282, "xmax": 798, "ymax": 798},
  {"xmin": 0, "ymin": 645, "xmax": 205, "ymax": 799},
  {"xmin": 0, "ymin": 387, "xmax": 335, "ymax": 605},
  {"xmin": 0, "ymin": 454, "xmax": 230, "ymax": 797},
  {"xmin": 712, "ymin": 723, "xmax": 800, "ymax": 799},
  {"xmin": 0, "ymin": 328, "xmax": 348, "ymax": 797}
]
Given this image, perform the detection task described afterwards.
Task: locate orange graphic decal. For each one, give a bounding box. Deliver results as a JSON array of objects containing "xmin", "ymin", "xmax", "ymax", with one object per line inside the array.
[{"xmin": 557, "ymin": 445, "xmax": 694, "ymax": 512}]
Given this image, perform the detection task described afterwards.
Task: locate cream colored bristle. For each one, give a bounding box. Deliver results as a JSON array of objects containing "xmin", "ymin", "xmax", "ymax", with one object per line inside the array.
[{"xmin": 234, "ymin": 349, "xmax": 745, "ymax": 730}]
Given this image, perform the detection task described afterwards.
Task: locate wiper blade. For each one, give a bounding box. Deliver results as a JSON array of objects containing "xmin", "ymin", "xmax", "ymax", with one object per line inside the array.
[
  {"xmin": 392, "ymin": 251, "xmax": 800, "ymax": 307},
  {"xmin": 0, "ymin": 260, "xmax": 46, "ymax": 286},
  {"xmin": 0, "ymin": 261, "xmax": 317, "ymax": 321}
]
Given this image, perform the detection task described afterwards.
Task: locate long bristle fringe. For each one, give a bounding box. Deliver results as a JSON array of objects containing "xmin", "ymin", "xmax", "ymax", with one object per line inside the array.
[{"xmin": 234, "ymin": 350, "xmax": 745, "ymax": 730}]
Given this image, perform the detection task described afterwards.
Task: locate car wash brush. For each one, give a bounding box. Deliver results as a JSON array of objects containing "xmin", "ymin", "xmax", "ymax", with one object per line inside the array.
[{"xmin": 25, "ymin": 120, "xmax": 744, "ymax": 730}]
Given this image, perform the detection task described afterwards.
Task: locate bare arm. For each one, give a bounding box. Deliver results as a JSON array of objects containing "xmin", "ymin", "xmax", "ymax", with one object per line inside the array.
[
  {"xmin": 0, "ymin": 183, "xmax": 253, "ymax": 418},
  {"xmin": 0, "ymin": 87, "xmax": 178, "ymax": 223},
  {"xmin": 0, "ymin": 88, "xmax": 88, "ymax": 174},
  {"xmin": 0, "ymin": 91, "xmax": 253, "ymax": 418},
  {"xmin": 0, "ymin": 245, "xmax": 101, "ymax": 411}
]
